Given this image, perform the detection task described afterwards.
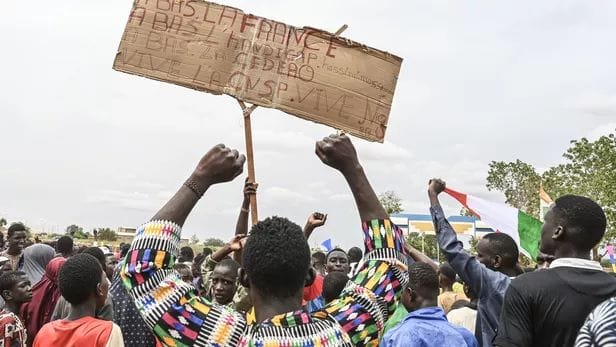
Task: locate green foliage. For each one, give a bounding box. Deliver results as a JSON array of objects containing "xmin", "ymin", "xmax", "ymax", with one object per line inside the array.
[
  {"xmin": 406, "ymin": 233, "xmax": 445, "ymax": 261},
  {"xmin": 378, "ymin": 191, "xmax": 404, "ymax": 215},
  {"xmin": 97, "ymin": 228, "xmax": 117, "ymax": 242},
  {"xmin": 486, "ymin": 129, "xmax": 616, "ymax": 249},
  {"xmin": 468, "ymin": 236, "xmax": 479, "ymax": 255},
  {"xmin": 65, "ymin": 224, "xmax": 89, "ymax": 239},
  {"xmin": 203, "ymin": 238, "xmax": 225, "ymax": 247},
  {"xmin": 0, "ymin": 218, "xmax": 6, "ymax": 227},
  {"xmin": 486, "ymin": 160, "xmax": 542, "ymax": 218},
  {"xmin": 542, "ymin": 131, "xmax": 616, "ymax": 243}
]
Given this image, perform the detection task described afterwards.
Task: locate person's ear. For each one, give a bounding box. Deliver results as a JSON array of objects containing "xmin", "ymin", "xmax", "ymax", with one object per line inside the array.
[
  {"xmin": 96, "ymin": 282, "xmax": 103, "ymax": 297},
  {"xmin": 238, "ymin": 268, "xmax": 249, "ymax": 288},
  {"xmin": 552, "ymin": 225, "xmax": 565, "ymax": 241},
  {"xmin": 1, "ymin": 290, "xmax": 12, "ymax": 302},
  {"xmin": 305, "ymin": 267, "xmax": 316, "ymax": 287},
  {"xmin": 493, "ymin": 255, "xmax": 503, "ymax": 269}
]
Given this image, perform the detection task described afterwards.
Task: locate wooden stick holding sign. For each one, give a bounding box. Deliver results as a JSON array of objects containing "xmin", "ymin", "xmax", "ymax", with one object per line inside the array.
[
  {"xmin": 236, "ymin": 99, "xmax": 259, "ymax": 225},
  {"xmin": 234, "ymin": 24, "xmax": 349, "ymax": 226}
]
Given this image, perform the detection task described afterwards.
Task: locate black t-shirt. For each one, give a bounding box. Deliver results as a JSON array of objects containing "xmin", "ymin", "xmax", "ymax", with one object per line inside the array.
[{"xmin": 494, "ymin": 266, "xmax": 616, "ymax": 347}]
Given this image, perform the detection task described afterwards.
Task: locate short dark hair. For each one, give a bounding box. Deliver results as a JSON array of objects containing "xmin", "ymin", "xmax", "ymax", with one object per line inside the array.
[
  {"xmin": 553, "ymin": 195, "xmax": 607, "ymax": 250},
  {"xmin": 326, "ymin": 248, "xmax": 348, "ymax": 260},
  {"xmin": 120, "ymin": 244, "xmax": 130, "ymax": 258},
  {"xmin": 56, "ymin": 236, "xmax": 74, "ymax": 255},
  {"xmin": 451, "ymin": 299, "xmax": 471, "ymax": 311},
  {"xmin": 243, "ymin": 216, "xmax": 310, "ymax": 298},
  {"xmin": 7, "ymin": 223, "xmax": 26, "ymax": 238},
  {"xmin": 312, "ymin": 251, "xmax": 326, "ymax": 264},
  {"xmin": 180, "ymin": 247, "xmax": 195, "ymax": 262},
  {"xmin": 347, "ymin": 247, "xmax": 363, "ymax": 263},
  {"xmin": 82, "ymin": 247, "xmax": 106, "ymax": 269},
  {"xmin": 323, "ymin": 271, "xmax": 349, "ymax": 303},
  {"xmin": 0, "ymin": 271, "xmax": 27, "ymax": 300},
  {"xmin": 59, "ymin": 254, "xmax": 103, "ymax": 306},
  {"xmin": 408, "ymin": 262, "xmax": 439, "ymax": 300},
  {"xmin": 216, "ymin": 258, "xmax": 240, "ymax": 277},
  {"xmin": 482, "ymin": 232, "xmax": 519, "ymax": 268},
  {"xmin": 439, "ymin": 263, "xmax": 457, "ymax": 282}
]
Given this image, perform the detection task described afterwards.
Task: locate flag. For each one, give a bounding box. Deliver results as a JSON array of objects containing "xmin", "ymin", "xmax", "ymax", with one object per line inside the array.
[
  {"xmin": 539, "ymin": 186, "xmax": 553, "ymax": 222},
  {"xmin": 607, "ymin": 244, "xmax": 616, "ymax": 273},
  {"xmin": 445, "ymin": 187, "xmax": 542, "ymax": 259},
  {"xmin": 321, "ymin": 239, "xmax": 333, "ymax": 252}
]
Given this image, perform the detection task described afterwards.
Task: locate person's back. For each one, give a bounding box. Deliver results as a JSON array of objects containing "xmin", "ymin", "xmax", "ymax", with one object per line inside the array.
[
  {"xmin": 380, "ymin": 263, "xmax": 477, "ymax": 347},
  {"xmin": 496, "ymin": 263, "xmax": 616, "ymax": 347},
  {"xmin": 34, "ymin": 253, "xmax": 124, "ymax": 347},
  {"xmin": 36, "ymin": 316, "xmax": 122, "ymax": 347},
  {"xmin": 495, "ymin": 195, "xmax": 616, "ymax": 347}
]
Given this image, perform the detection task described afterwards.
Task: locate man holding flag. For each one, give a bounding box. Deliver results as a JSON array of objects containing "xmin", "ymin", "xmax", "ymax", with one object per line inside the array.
[{"xmin": 428, "ymin": 179, "xmax": 519, "ymax": 347}]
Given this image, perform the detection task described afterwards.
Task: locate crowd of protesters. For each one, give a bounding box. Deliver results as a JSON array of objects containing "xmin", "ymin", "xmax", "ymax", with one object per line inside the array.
[{"xmin": 0, "ymin": 134, "xmax": 614, "ymax": 346}]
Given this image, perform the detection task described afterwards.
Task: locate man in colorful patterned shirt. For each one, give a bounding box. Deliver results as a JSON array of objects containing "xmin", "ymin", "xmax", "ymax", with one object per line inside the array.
[
  {"xmin": 121, "ymin": 134, "xmax": 407, "ymax": 346},
  {"xmin": 0, "ymin": 271, "xmax": 32, "ymax": 347}
]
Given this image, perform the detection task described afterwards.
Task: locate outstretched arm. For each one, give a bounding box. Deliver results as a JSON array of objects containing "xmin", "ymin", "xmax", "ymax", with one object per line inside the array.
[
  {"xmin": 405, "ymin": 245, "xmax": 438, "ymax": 272},
  {"xmin": 123, "ymin": 144, "xmax": 248, "ymax": 347},
  {"xmin": 317, "ymin": 134, "xmax": 407, "ymax": 346},
  {"xmin": 429, "ymin": 178, "xmax": 502, "ymax": 299}
]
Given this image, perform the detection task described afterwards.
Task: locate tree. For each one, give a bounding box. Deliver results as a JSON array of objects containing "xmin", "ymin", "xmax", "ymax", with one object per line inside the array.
[
  {"xmin": 190, "ymin": 234, "xmax": 200, "ymax": 245},
  {"xmin": 542, "ymin": 131, "xmax": 616, "ymax": 247},
  {"xmin": 203, "ymin": 238, "xmax": 225, "ymax": 247},
  {"xmin": 460, "ymin": 207, "xmax": 474, "ymax": 217},
  {"xmin": 66, "ymin": 224, "xmax": 88, "ymax": 239},
  {"xmin": 0, "ymin": 218, "xmax": 6, "ymax": 227},
  {"xmin": 486, "ymin": 129, "xmax": 616, "ymax": 260},
  {"xmin": 378, "ymin": 191, "xmax": 403, "ymax": 215},
  {"xmin": 97, "ymin": 228, "xmax": 117, "ymax": 242},
  {"xmin": 486, "ymin": 160, "xmax": 542, "ymax": 218},
  {"xmin": 406, "ymin": 233, "xmax": 445, "ymax": 261}
]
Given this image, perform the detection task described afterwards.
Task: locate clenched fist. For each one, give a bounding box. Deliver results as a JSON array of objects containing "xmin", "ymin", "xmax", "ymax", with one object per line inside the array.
[
  {"xmin": 192, "ymin": 144, "xmax": 246, "ymax": 188},
  {"xmin": 315, "ymin": 134, "xmax": 360, "ymax": 173}
]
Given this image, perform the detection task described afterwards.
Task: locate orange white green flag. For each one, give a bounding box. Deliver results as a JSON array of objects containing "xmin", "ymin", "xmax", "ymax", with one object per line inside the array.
[{"xmin": 445, "ymin": 187, "xmax": 542, "ymax": 259}]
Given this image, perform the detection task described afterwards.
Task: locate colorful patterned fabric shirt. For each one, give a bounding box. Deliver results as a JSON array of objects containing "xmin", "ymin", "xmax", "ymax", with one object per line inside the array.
[
  {"xmin": 122, "ymin": 219, "xmax": 407, "ymax": 346},
  {"xmin": 0, "ymin": 309, "xmax": 27, "ymax": 347}
]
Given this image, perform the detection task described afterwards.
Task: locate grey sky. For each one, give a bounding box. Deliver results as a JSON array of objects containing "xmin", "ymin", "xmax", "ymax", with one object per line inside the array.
[{"xmin": 1, "ymin": 1, "xmax": 615, "ymax": 249}]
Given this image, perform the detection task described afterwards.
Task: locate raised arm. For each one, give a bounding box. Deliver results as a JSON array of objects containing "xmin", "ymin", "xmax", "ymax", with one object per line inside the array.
[
  {"xmin": 122, "ymin": 144, "xmax": 248, "ymax": 346},
  {"xmin": 405, "ymin": 245, "xmax": 438, "ymax": 273},
  {"xmin": 316, "ymin": 134, "xmax": 407, "ymax": 346},
  {"xmin": 428, "ymin": 179, "xmax": 501, "ymax": 298},
  {"xmin": 315, "ymin": 134, "xmax": 388, "ymax": 221},
  {"xmin": 303, "ymin": 212, "xmax": 327, "ymax": 239},
  {"xmin": 233, "ymin": 179, "xmax": 257, "ymax": 263}
]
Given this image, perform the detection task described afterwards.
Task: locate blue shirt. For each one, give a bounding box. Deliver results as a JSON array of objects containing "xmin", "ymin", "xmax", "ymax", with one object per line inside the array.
[
  {"xmin": 432, "ymin": 205, "xmax": 511, "ymax": 347},
  {"xmin": 380, "ymin": 307, "xmax": 477, "ymax": 347}
]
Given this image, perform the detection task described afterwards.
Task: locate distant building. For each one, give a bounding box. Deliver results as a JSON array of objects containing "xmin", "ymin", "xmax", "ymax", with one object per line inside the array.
[
  {"xmin": 116, "ymin": 226, "xmax": 189, "ymax": 244},
  {"xmin": 390, "ymin": 213, "xmax": 495, "ymax": 250}
]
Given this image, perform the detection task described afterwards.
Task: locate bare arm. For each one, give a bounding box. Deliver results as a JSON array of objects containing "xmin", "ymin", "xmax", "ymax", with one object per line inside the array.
[
  {"xmin": 406, "ymin": 245, "xmax": 438, "ymax": 272},
  {"xmin": 233, "ymin": 180, "xmax": 256, "ymax": 264},
  {"xmin": 303, "ymin": 212, "xmax": 327, "ymax": 239},
  {"xmin": 315, "ymin": 134, "xmax": 387, "ymax": 221},
  {"xmin": 151, "ymin": 144, "xmax": 246, "ymax": 225}
]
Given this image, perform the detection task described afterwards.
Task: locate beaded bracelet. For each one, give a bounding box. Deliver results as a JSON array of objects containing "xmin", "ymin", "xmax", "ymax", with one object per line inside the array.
[{"xmin": 184, "ymin": 178, "xmax": 205, "ymax": 198}]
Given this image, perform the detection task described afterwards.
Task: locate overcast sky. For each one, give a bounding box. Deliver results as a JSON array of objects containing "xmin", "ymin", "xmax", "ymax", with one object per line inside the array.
[{"xmin": 1, "ymin": 1, "xmax": 615, "ymax": 249}]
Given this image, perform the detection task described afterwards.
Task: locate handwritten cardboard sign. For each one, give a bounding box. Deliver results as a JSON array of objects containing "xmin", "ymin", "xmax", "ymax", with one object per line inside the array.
[{"xmin": 113, "ymin": 0, "xmax": 403, "ymax": 142}]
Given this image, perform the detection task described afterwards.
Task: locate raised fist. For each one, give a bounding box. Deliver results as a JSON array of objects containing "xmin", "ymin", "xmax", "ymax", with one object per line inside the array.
[
  {"xmin": 315, "ymin": 134, "xmax": 359, "ymax": 173},
  {"xmin": 428, "ymin": 178, "xmax": 446, "ymax": 196},
  {"xmin": 193, "ymin": 144, "xmax": 246, "ymax": 187}
]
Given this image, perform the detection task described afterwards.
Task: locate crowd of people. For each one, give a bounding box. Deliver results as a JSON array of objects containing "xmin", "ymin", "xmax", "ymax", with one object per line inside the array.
[{"xmin": 1, "ymin": 134, "xmax": 615, "ymax": 346}]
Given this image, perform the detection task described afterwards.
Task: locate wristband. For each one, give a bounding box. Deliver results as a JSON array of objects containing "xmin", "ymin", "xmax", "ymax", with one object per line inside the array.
[{"xmin": 184, "ymin": 178, "xmax": 205, "ymax": 198}]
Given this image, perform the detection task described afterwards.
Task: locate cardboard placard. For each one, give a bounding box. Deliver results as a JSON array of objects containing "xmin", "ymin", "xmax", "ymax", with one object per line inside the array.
[{"xmin": 113, "ymin": 0, "xmax": 403, "ymax": 142}]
